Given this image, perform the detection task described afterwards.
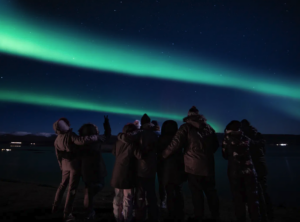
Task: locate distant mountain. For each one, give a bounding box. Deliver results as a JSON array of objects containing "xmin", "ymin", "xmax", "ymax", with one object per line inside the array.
[{"xmin": 0, "ymin": 132, "xmax": 299, "ymax": 146}]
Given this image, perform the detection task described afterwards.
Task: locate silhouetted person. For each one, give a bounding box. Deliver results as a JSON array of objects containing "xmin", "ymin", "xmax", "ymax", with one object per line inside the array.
[
  {"xmin": 157, "ymin": 120, "xmax": 186, "ymax": 220},
  {"xmin": 78, "ymin": 116, "xmax": 111, "ymax": 221},
  {"xmin": 222, "ymin": 120, "xmax": 261, "ymax": 222},
  {"xmin": 135, "ymin": 114, "xmax": 159, "ymax": 221},
  {"xmin": 162, "ymin": 106, "xmax": 220, "ymax": 222},
  {"xmin": 241, "ymin": 119, "xmax": 273, "ymax": 221},
  {"xmin": 111, "ymin": 123, "xmax": 142, "ymax": 222},
  {"xmin": 151, "ymin": 120, "xmax": 166, "ymax": 209},
  {"xmin": 52, "ymin": 117, "xmax": 102, "ymax": 222}
]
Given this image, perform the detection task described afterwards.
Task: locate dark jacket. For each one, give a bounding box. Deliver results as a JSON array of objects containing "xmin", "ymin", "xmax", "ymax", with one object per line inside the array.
[
  {"xmin": 111, "ymin": 130, "xmax": 142, "ymax": 189},
  {"xmin": 243, "ymin": 126, "xmax": 268, "ymax": 176},
  {"xmin": 162, "ymin": 115, "xmax": 219, "ymax": 176},
  {"xmin": 52, "ymin": 120, "xmax": 99, "ymax": 171},
  {"xmin": 157, "ymin": 121, "xmax": 186, "ymax": 187},
  {"xmin": 137, "ymin": 123, "xmax": 159, "ymax": 178},
  {"xmin": 250, "ymin": 132, "xmax": 268, "ymax": 177},
  {"xmin": 79, "ymin": 123, "xmax": 111, "ymax": 184},
  {"xmin": 222, "ymin": 130, "xmax": 257, "ymax": 178}
]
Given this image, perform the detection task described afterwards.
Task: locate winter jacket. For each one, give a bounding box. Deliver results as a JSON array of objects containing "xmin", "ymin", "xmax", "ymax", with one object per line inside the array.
[
  {"xmin": 249, "ymin": 132, "xmax": 268, "ymax": 177},
  {"xmin": 157, "ymin": 131, "xmax": 186, "ymax": 187},
  {"xmin": 162, "ymin": 115, "xmax": 219, "ymax": 176},
  {"xmin": 79, "ymin": 123, "xmax": 111, "ymax": 184},
  {"xmin": 137, "ymin": 123, "xmax": 160, "ymax": 178},
  {"xmin": 222, "ymin": 130, "xmax": 257, "ymax": 177},
  {"xmin": 52, "ymin": 120, "xmax": 99, "ymax": 171},
  {"xmin": 111, "ymin": 131, "xmax": 142, "ymax": 189}
]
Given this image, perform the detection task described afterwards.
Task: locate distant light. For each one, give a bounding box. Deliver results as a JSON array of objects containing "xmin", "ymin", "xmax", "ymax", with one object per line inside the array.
[
  {"xmin": 30, "ymin": 143, "xmax": 35, "ymax": 145},
  {"xmin": 276, "ymin": 143, "xmax": 287, "ymax": 146},
  {"xmin": 10, "ymin": 145, "xmax": 21, "ymax": 147},
  {"xmin": 11, "ymin": 142, "xmax": 22, "ymax": 144},
  {"xmin": 1, "ymin": 148, "xmax": 12, "ymax": 151}
]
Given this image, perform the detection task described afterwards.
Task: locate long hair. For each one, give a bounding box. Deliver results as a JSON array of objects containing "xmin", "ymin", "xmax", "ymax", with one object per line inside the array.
[{"xmin": 78, "ymin": 123, "xmax": 99, "ymax": 136}]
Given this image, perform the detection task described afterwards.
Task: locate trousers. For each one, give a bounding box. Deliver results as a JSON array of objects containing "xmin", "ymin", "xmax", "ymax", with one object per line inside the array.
[
  {"xmin": 187, "ymin": 174, "xmax": 219, "ymax": 220},
  {"xmin": 135, "ymin": 177, "xmax": 158, "ymax": 221}
]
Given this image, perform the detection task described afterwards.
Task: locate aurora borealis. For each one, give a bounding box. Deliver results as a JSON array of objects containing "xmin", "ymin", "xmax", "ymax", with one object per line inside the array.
[{"xmin": 0, "ymin": 0, "xmax": 299, "ymax": 134}]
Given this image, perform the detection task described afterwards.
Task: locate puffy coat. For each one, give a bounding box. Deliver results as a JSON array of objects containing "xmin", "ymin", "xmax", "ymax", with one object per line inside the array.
[
  {"xmin": 53, "ymin": 120, "xmax": 99, "ymax": 171},
  {"xmin": 249, "ymin": 132, "xmax": 268, "ymax": 177},
  {"xmin": 137, "ymin": 123, "xmax": 159, "ymax": 178},
  {"xmin": 222, "ymin": 130, "xmax": 257, "ymax": 177},
  {"xmin": 111, "ymin": 130, "xmax": 142, "ymax": 189},
  {"xmin": 157, "ymin": 120, "xmax": 186, "ymax": 187},
  {"xmin": 78, "ymin": 122, "xmax": 111, "ymax": 184},
  {"xmin": 162, "ymin": 115, "xmax": 219, "ymax": 176}
]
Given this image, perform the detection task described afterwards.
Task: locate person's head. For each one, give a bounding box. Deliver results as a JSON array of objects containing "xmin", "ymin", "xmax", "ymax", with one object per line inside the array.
[
  {"xmin": 151, "ymin": 120, "xmax": 158, "ymax": 126},
  {"xmin": 188, "ymin": 106, "xmax": 199, "ymax": 116},
  {"xmin": 133, "ymin": 120, "xmax": 141, "ymax": 129},
  {"xmin": 225, "ymin": 120, "xmax": 241, "ymax": 132},
  {"xmin": 141, "ymin": 113, "xmax": 151, "ymax": 125},
  {"xmin": 161, "ymin": 120, "xmax": 178, "ymax": 136},
  {"xmin": 241, "ymin": 119, "xmax": 250, "ymax": 130},
  {"xmin": 151, "ymin": 120, "xmax": 160, "ymax": 131},
  {"xmin": 78, "ymin": 123, "xmax": 99, "ymax": 136},
  {"xmin": 54, "ymin": 117, "xmax": 71, "ymax": 133},
  {"xmin": 122, "ymin": 123, "xmax": 138, "ymax": 133}
]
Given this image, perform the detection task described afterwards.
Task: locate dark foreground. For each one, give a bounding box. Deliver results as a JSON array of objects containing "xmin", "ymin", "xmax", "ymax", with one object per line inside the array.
[{"xmin": 0, "ymin": 179, "xmax": 299, "ymax": 222}]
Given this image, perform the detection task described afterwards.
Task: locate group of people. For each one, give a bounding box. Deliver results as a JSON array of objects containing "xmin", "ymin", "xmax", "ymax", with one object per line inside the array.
[{"xmin": 52, "ymin": 106, "xmax": 273, "ymax": 222}]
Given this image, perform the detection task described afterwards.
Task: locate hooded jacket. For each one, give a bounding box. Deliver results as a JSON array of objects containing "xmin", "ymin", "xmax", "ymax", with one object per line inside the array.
[
  {"xmin": 136, "ymin": 123, "xmax": 159, "ymax": 178},
  {"xmin": 245, "ymin": 128, "xmax": 268, "ymax": 176},
  {"xmin": 162, "ymin": 115, "xmax": 219, "ymax": 176},
  {"xmin": 222, "ymin": 130, "xmax": 257, "ymax": 177},
  {"xmin": 157, "ymin": 120, "xmax": 186, "ymax": 187},
  {"xmin": 111, "ymin": 126, "xmax": 142, "ymax": 189},
  {"xmin": 78, "ymin": 123, "xmax": 111, "ymax": 184},
  {"xmin": 53, "ymin": 120, "xmax": 99, "ymax": 170}
]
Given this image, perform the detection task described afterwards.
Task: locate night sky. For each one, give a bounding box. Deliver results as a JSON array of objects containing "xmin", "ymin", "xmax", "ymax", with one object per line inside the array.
[{"xmin": 0, "ymin": 0, "xmax": 300, "ymax": 135}]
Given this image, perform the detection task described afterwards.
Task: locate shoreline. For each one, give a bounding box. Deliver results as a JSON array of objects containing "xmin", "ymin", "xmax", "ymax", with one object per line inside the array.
[{"xmin": 0, "ymin": 179, "xmax": 299, "ymax": 221}]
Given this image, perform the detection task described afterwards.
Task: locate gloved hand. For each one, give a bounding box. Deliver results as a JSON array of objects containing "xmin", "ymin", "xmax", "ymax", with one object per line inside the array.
[{"xmin": 103, "ymin": 115, "xmax": 110, "ymax": 128}]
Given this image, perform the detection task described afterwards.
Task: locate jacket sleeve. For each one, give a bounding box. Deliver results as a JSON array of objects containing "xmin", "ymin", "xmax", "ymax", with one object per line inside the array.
[
  {"xmin": 133, "ymin": 143, "xmax": 143, "ymax": 160},
  {"xmin": 118, "ymin": 131, "xmax": 141, "ymax": 144},
  {"xmin": 70, "ymin": 132, "xmax": 99, "ymax": 145},
  {"xmin": 162, "ymin": 125, "xmax": 187, "ymax": 159},
  {"xmin": 222, "ymin": 137, "xmax": 229, "ymax": 160},
  {"xmin": 54, "ymin": 142, "xmax": 62, "ymax": 170}
]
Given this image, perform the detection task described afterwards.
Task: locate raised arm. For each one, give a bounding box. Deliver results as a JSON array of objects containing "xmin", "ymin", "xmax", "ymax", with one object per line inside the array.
[
  {"xmin": 101, "ymin": 115, "xmax": 111, "ymax": 142},
  {"xmin": 162, "ymin": 124, "xmax": 187, "ymax": 159}
]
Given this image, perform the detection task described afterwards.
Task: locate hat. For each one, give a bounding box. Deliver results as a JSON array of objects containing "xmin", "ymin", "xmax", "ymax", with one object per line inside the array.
[
  {"xmin": 141, "ymin": 113, "xmax": 151, "ymax": 125},
  {"xmin": 133, "ymin": 120, "xmax": 141, "ymax": 129},
  {"xmin": 188, "ymin": 106, "xmax": 199, "ymax": 116}
]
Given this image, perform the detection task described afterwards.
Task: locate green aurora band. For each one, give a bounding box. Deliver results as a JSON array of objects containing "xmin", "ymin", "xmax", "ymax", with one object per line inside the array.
[
  {"xmin": 0, "ymin": 7, "xmax": 300, "ymax": 100},
  {"xmin": 0, "ymin": 90, "xmax": 221, "ymax": 131}
]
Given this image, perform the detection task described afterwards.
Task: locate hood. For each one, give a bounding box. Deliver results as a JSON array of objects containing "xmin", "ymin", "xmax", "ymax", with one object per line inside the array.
[
  {"xmin": 141, "ymin": 113, "xmax": 151, "ymax": 125},
  {"xmin": 53, "ymin": 120, "xmax": 71, "ymax": 134},
  {"xmin": 161, "ymin": 120, "xmax": 178, "ymax": 136},
  {"xmin": 122, "ymin": 123, "xmax": 137, "ymax": 133},
  {"xmin": 183, "ymin": 114, "xmax": 207, "ymax": 129}
]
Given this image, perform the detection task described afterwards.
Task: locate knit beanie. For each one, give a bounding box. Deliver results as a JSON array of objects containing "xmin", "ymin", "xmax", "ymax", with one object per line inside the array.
[
  {"xmin": 141, "ymin": 113, "xmax": 151, "ymax": 125},
  {"xmin": 188, "ymin": 106, "xmax": 199, "ymax": 116}
]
